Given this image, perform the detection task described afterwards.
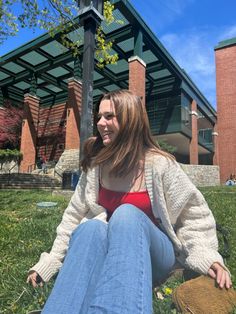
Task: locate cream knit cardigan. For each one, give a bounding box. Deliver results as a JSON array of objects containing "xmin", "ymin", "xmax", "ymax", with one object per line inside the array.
[{"xmin": 30, "ymin": 153, "xmax": 226, "ymax": 282}]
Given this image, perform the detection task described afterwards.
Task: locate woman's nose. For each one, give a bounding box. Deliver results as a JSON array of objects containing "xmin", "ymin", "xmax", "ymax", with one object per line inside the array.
[{"xmin": 97, "ymin": 116, "xmax": 106, "ymax": 126}]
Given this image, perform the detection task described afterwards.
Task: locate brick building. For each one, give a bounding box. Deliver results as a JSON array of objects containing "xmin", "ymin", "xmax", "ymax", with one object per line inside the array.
[
  {"xmin": 0, "ymin": 0, "xmax": 218, "ymax": 175},
  {"xmin": 215, "ymin": 37, "xmax": 236, "ymax": 182}
]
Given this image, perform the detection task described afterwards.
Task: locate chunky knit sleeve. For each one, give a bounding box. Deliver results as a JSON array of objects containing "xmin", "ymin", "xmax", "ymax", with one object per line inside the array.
[
  {"xmin": 162, "ymin": 159, "xmax": 227, "ymax": 275},
  {"xmin": 29, "ymin": 171, "xmax": 89, "ymax": 282}
]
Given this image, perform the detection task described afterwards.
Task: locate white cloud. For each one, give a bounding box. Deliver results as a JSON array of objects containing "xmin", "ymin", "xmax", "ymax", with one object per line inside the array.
[
  {"xmin": 160, "ymin": 24, "xmax": 236, "ymax": 108},
  {"xmin": 159, "ymin": 0, "xmax": 195, "ymax": 16},
  {"xmin": 131, "ymin": 1, "xmax": 236, "ymax": 109},
  {"xmin": 161, "ymin": 31, "xmax": 215, "ymax": 76},
  {"xmin": 130, "ymin": 0, "xmax": 195, "ymax": 32},
  {"xmin": 160, "ymin": 30, "xmax": 216, "ymax": 105}
]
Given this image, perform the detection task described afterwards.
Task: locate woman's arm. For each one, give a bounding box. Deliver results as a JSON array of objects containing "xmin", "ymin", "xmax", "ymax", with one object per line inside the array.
[
  {"xmin": 162, "ymin": 160, "xmax": 231, "ymax": 282},
  {"xmin": 28, "ymin": 171, "xmax": 89, "ymax": 283}
]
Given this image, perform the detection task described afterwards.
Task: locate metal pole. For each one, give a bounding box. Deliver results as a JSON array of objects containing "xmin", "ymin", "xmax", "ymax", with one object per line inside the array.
[
  {"xmin": 78, "ymin": 1, "xmax": 104, "ymax": 163},
  {"xmin": 79, "ymin": 17, "xmax": 97, "ymax": 162}
]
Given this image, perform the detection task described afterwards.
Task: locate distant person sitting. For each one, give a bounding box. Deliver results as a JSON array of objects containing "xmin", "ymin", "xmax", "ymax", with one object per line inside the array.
[
  {"xmin": 40, "ymin": 155, "xmax": 47, "ymax": 174},
  {"xmin": 232, "ymin": 174, "xmax": 236, "ymax": 184},
  {"xmin": 225, "ymin": 174, "xmax": 236, "ymax": 186}
]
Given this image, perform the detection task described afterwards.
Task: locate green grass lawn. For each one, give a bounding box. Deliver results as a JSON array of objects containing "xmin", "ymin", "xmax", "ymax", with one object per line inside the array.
[{"xmin": 0, "ymin": 187, "xmax": 236, "ymax": 314}]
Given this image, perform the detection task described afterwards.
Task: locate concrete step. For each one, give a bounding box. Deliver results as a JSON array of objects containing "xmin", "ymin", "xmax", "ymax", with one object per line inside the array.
[
  {"xmin": 0, "ymin": 184, "xmax": 61, "ymax": 190},
  {"xmin": 0, "ymin": 173, "xmax": 61, "ymax": 189}
]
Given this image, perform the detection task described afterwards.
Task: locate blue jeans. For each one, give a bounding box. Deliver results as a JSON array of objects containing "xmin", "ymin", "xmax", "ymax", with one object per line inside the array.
[{"xmin": 42, "ymin": 204, "xmax": 175, "ymax": 314}]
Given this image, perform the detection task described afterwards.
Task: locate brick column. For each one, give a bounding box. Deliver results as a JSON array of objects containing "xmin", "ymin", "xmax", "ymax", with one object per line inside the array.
[
  {"xmin": 189, "ymin": 100, "xmax": 198, "ymax": 164},
  {"xmin": 128, "ymin": 56, "xmax": 146, "ymax": 106},
  {"xmin": 215, "ymin": 41, "xmax": 236, "ymax": 183},
  {"xmin": 65, "ymin": 78, "xmax": 82, "ymax": 150},
  {"xmin": 20, "ymin": 94, "xmax": 39, "ymax": 172},
  {"xmin": 212, "ymin": 124, "xmax": 219, "ymax": 166}
]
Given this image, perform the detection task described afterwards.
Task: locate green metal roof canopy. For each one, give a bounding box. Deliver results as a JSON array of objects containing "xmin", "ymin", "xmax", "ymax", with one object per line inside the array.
[{"xmin": 0, "ymin": 0, "xmax": 216, "ymax": 122}]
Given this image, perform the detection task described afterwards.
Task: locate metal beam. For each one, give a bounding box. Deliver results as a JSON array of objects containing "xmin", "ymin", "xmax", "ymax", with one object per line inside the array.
[
  {"xmin": 134, "ymin": 29, "xmax": 143, "ymax": 58},
  {"xmin": 146, "ymin": 61, "xmax": 164, "ymax": 73},
  {"xmin": 40, "ymin": 73, "xmax": 68, "ymax": 91},
  {"xmin": 35, "ymin": 48, "xmax": 55, "ymax": 61},
  {"xmin": 105, "ymin": 24, "xmax": 133, "ymax": 43},
  {"xmin": 0, "ymin": 69, "xmax": 31, "ymax": 86},
  {"xmin": 0, "ymin": 16, "xmax": 80, "ymax": 64},
  {"xmin": 40, "ymin": 86, "xmax": 58, "ymax": 96},
  {"xmin": 94, "ymin": 64, "xmax": 127, "ymax": 89},
  {"xmin": 0, "ymin": 67, "xmax": 17, "ymax": 78},
  {"xmin": 7, "ymin": 86, "xmax": 24, "ymax": 98},
  {"xmin": 0, "ymin": 51, "xmax": 75, "ymax": 87},
  {"xmin": 94, "ymin": 78, "xmax": 113, "ymax": 89}
]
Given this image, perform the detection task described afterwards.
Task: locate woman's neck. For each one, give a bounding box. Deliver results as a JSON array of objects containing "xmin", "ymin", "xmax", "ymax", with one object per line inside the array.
[{"xmin": 100, "ymin": 159, "xmax": 146, "ymax": 193}]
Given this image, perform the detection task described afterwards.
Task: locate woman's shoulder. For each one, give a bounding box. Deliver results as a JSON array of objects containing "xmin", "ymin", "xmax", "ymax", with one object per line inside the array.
[{"xmin": 146, "ymin": 150, "xmax": 178, "ymax": 171}]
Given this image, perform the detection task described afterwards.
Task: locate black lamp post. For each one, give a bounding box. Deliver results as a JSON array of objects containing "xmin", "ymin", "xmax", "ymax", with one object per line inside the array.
[{"xmin": 78, "ymin": 0, "xmax": 104, "ymax": 161}]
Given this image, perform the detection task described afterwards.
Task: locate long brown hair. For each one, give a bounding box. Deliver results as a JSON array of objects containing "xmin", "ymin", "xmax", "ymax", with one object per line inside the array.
[{"xmin": 81, "ymin": 89, "xmax": 173, "ymax": 176}]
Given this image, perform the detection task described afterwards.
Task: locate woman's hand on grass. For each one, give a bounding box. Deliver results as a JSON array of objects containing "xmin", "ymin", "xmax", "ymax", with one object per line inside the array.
[
  {"xmin": 208, "ymin": 262, "xmax": 232, "ymax": 289},
  {"xmin": 27, "ymin": 271, "xmax": 43, "ymax": 288}
]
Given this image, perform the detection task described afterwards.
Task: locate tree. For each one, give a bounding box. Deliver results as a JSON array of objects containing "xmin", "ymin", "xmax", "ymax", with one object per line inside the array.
[
  {"xmin": 0, "ymin": 148, "xmax": 23, "ymax": 168},
  {"xmin": 0, "ymin": 103, "xmax": 23, "ymax": 149},
  {"xmin": 158, "ymin": 139, "xmax": 177, "ymax": 155},
  {"xmin": 0, "ymin": 0, "xmax": 119, "ymax": 67}
]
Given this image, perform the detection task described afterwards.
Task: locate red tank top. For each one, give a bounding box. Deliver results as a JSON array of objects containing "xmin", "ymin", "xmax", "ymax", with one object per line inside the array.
[{"xmin": 98, "ymin": 185, "xmax": 157, "ymax": 224}]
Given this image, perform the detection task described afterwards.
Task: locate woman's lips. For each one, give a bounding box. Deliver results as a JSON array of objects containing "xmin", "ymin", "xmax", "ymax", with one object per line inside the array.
[{"xmin": 102, "ymin": 132, "xmax": 112, "ymax": 138}]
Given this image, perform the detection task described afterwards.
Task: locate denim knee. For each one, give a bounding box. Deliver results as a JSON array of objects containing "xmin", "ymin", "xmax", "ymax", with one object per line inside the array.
[
  {"xmin": 69, "ymin": 219, "xmax": 107, "ymax": 247},
  {"xmin": 109, "ymin": 204, "xmax": 144, "ymax": 226}
]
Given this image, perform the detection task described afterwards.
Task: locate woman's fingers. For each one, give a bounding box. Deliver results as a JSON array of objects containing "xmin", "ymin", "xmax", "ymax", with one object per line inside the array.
[
  {"xmin": 213, "ymin": 263, "xmax": 224, "ymax": 286},
  {"xmin": 218, "ymin": 269, "xmax": 225, "ymax": 288},
  {"xmin": 27, "ymin": 272, "xmax": 43, "ymax": 288},
  {"xmin": 209, "ymin": 263, "xmax": 232, "ymax": 289},
  {"xmin": 27, "ymin": 273, "xmax": 37, "ymax": 288},
  {"xmin": 225, "ymin": 271, "xmax": 232, "ymax": 289},
  {"xmin": 219, "ymin": 270, "xmax": 232, "ymax": 289},
  {"xmin": 208, "ymin": 267, "xmax": 216, "ymax": 279}
]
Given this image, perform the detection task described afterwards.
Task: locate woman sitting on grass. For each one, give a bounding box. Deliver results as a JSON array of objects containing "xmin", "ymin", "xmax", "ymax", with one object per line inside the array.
[{"xmin": 27, "ymin": 89, "xmax": 231, "ymax": 314}]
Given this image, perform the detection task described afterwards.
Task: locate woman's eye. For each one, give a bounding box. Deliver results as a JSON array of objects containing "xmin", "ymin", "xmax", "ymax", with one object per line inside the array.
[
  {"xmin": 106, "ymin": 114, "xmax": 114, "ymax": 119},
  {"xmin": 97, "ymin": 113, "xmax": 115, "ymax": 120}
]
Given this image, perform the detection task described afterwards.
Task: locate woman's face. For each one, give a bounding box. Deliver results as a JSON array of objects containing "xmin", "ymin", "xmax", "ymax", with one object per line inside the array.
[{"xmin": 97, "ymin": 99, "xmax": 120, "ymax": 146}]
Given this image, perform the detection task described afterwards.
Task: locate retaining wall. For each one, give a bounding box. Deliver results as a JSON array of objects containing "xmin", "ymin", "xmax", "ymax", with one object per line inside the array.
[
  {"xmin": 180, "ymin": 164, "xmax": 220, "ymax": 187},
  {"xmin": 0, "ymin": 161, "xmax": 19, "ymax": 174}
]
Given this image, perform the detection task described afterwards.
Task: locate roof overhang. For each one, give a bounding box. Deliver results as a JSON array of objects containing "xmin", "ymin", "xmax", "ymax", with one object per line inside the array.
[{"xmin": 0, "ymin": 0, "xmax": 216, "ymax": 120}]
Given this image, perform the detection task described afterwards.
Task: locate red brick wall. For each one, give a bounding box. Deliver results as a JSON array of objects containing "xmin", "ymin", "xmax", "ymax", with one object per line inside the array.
[
  {"xmin": 129, "ymin": 56, "xmax": 146, "ymax": 106},
  {"xmin": 36, "ymin": 79, "xmax": 82, "ymax": 161},
  {"xmin": 65, "ymin": 79, "xmax": 82, "ymax": 150},
  {"xmin": 19, "ymin": 79, "xmax": 82, "ymax": 171},
  {"xmin": 0, "ymin": 107, "xmax": 4, "ymax": 120},
  {"xmin": 20, "ymin": 95, "xmax": 39, "ymax": 172},
  {"xmin": 215, "ymin": 44, "xmax": 236, "ymax": 182},
  {"xmin": 37, "ymin": 103, "xmax": 67, "ymax": 162},
  {"xmin": 0, "ymin": 107, "xmax": 5, "ymax": 148}
]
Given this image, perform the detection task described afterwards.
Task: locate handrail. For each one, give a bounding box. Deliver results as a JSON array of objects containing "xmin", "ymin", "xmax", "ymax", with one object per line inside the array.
[
  {"xmin": 27, "ymin": 163, "xmax": 36, "ymax": 173},
  {"xmin": 0, "ymin": 161, "xmax": 19, "ymax": 185},
  {"xmin": 8, "ymin": 162, "xmax": 19, "ymax": 174},
  {"xmin": 6, "ymin": 162, "xmax": 19, "ymax": 184},
  {"xmin": 54, "ymin": 165, "xmax": 63, "ymax": 179},
  {"xmin": 0, "ymin": 160, "xmax": 19, "ymax": 174}
]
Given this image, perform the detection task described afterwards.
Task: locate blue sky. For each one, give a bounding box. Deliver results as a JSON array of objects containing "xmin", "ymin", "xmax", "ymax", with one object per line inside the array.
[
  {"xmin": 130, "ymin": 0, "xmax": 236, "ymax": 108},
  {"xmin": 1, "ymin": 0, "xmax": 236, "ymax": 108}
]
